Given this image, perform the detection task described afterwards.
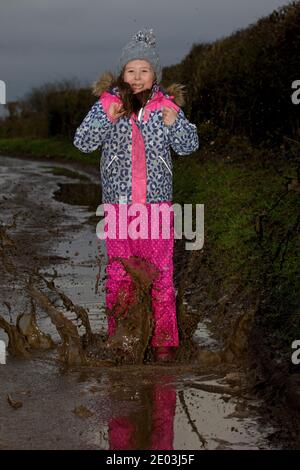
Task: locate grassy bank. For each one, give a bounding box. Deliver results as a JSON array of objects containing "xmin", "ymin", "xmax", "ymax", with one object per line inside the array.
[
  {"xmin": 0, "ymin": 137, "xmax": 99, "ymax": 166},
  {"xmin": 172, "ymin": 150, "xmax": 300, "ymax": 357}
]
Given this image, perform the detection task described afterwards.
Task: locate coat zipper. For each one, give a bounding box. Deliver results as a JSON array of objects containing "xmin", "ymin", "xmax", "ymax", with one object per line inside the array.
[
  {"xmin": 106, "ymin": 154, "xmax": 118, "ymax": 170},
  {"xmin": 158, "ymin": 154, "xmax": 172, "ymax": 175},
  {"xmin": 137, "ymin": 95, "xmax": 152, "ymax": 123},
  {"xmin": 137, "ymin": 107, "xmax": 144, "ymax": 122}
]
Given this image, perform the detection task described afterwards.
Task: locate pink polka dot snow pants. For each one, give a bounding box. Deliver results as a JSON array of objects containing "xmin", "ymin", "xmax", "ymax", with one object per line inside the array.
[{"xmin": 104, "ymin": 202, "xmax": 179, "ymax": 348}]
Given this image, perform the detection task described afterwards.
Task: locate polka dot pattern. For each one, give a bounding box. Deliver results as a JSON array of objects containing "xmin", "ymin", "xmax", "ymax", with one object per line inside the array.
[{"xmin": 105, "ymin": 202, "xmax": 179, "ymax": 347}]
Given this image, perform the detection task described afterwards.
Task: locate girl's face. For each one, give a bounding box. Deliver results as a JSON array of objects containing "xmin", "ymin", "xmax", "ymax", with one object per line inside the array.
[{"xmin": 123, "ymin": 60, "xmax": 155, "ymax": 94}]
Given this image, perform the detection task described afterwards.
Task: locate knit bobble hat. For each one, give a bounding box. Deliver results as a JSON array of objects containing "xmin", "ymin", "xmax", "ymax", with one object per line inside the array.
[{"xmin": 117, "ymin": 28, "xmax": 162, "ymax": 83}]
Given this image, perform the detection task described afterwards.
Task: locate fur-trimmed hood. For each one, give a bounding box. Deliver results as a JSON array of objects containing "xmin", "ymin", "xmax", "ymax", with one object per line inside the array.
[{"xmin": 91, "ymin": 72, "xmax": 186, "ymax": 107}]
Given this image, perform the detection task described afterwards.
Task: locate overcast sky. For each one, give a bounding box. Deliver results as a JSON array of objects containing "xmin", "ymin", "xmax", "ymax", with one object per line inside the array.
[{"xmin": 0, "ymin": 0, "xmax": 293, "ymax": 110}]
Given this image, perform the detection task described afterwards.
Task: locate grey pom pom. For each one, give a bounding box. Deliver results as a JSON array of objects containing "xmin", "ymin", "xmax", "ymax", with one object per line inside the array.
[{"xmin": 132, "ymin": 28, "xmax": 156, "ymax": 47}]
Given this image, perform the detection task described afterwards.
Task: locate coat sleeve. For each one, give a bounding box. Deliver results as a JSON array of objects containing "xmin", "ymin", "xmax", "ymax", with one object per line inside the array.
[
  {"xmin": 165, "ymin": 108, "xmax": 199, "ymax": 155},
  {"xmin": 73, "ymin": 100, "xmax": 113, "ymax": 153}
]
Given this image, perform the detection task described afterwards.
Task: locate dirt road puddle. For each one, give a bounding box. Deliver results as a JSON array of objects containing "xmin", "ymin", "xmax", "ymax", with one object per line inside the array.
[{"xmin": 0, "ymin": 155, "xmax": 280, "ymax": 449}]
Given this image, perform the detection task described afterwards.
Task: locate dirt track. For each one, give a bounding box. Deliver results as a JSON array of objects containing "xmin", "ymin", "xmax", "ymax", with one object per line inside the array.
[{"xmin": 0, "ymin": 154, "xmax": 283, "ymax": 449}]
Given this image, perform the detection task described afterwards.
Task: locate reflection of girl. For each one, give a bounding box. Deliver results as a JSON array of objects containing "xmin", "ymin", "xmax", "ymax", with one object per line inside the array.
[
  {"xmin": 109, "ymin": 379, "xmax": 176, "ymax": 450},
  {"xmin": 74, "ymin": 29, "xmax": 199, "ymax": 361}
]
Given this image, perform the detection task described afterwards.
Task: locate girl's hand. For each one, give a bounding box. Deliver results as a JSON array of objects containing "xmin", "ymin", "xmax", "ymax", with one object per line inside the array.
[
  {"xmin": 108, "ymin": 102, "xmax": 125, "ymax": 121},
  {"xmin": 162, "ymin": 106, "xmax": 178, "ymax": 126}
]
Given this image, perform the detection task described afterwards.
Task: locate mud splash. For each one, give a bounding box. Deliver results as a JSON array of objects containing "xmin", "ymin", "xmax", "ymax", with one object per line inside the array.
[
  {"xmin": 1, "ymin": 206, "xmax": 257, "ymax": 370},
  {"xmin": 1, "ymin": 213, "xmax": 162, "ymax": 365},
  {"xmin": 1, "ymin": 248, "xmax": 171, "ymax": 366},
  {"xmin": 0, "ymin": 156, "xmax": 282, "ymax": 450},
  {"xmin": 104, "ymin": 256, "xmax": 160, "ymax": 364},
  {"xmin": 0, "ymin": 156, "xmax": 259, "ymax": 371}
]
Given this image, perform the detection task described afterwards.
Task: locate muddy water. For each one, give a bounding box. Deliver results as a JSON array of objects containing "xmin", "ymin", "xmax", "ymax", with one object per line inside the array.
[{"xmin": 0, "ymin": 155, "xmax": 279, "ymax": 449}]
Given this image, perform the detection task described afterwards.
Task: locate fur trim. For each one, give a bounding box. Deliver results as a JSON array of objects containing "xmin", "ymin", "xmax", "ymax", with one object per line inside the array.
[
  {"xmin": 91, "ymin": 72, "xmax": 186, "ymax": 107},
  {"xmin": 91, "ymin": 72, "xmax": 115, "ymax": 98},
  {"xmin": 164, "ymin": 83, "xmax": 186, "ymax": 107}
]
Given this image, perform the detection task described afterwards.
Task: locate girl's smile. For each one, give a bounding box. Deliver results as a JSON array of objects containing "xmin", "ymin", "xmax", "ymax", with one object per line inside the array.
[{"xmin": 123, "ymin": 59, "xmax": 155, "ymax": 94}]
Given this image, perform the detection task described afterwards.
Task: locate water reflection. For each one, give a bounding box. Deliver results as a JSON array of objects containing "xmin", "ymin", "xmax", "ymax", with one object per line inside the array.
[{"xmin": 108, "ymin": 377, "xmax": 176, "ymax": 450}]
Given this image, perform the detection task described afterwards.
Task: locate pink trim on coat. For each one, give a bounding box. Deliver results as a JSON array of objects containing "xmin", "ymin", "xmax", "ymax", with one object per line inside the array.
[
  {"xmin": 99, "ymin": 89, "xmax": 178, "ymax": 204},
  {"xmin": 143, "ymin": 91, "xmax": 180, "ymax": 122},
  {"xmin": 130, "ymin": 116, "xmax": 147, "ymax": 204},
  {"xmin": 100, "ymin": 91, "xmax": 122, "ymax": 123}
]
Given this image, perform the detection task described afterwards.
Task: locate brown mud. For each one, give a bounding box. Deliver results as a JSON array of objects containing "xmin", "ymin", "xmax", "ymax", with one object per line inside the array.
[{"xmin": 0, "ymin": 154, "xmax": 290, "ymax": 449}]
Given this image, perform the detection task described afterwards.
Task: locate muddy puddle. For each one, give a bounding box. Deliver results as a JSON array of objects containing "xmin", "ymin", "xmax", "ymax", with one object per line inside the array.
[{"xmin": 0, "ymin": 155, "xmax": 281, "ymax": 449}]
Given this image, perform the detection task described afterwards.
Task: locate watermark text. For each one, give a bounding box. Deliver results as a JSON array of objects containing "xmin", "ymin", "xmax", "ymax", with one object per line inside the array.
[
  {"xmin": 0, "ymin": 80, "xmax": 6, "ymax": 105},
  {"xmin": 96, "ymin": 202, "xmax": 204, "ymax": 251}
]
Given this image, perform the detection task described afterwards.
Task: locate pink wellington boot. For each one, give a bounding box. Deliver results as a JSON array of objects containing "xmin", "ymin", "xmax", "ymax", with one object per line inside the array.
[{"xmin": 153, "ymin": 346, "xmax": 177, "ymax": 363}]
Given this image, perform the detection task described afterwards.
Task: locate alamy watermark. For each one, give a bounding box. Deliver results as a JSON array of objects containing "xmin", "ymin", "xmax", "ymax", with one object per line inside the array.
[
  {"xmin": 96, "ymin": 202, "xmax": 204, "ymax": 251},
  {"xmin": 291, "ymin": 340, "xmax": 300, "ymax": 365},
  {"xmin": 0, "ymin": 80, "xmax": 6, "ymax": 105},
  {"xmin": 0, "ymin": 340, "xmax": 6, "ymax": 364},
  {"xmin": 291, "ymin": 80, "xmax": 300, "ymax": 105}
]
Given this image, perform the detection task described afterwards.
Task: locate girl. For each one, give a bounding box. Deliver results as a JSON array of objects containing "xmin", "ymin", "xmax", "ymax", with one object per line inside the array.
[{"xmin": 74, "ymin": 28, "xmax": 199, "ymax": 361}]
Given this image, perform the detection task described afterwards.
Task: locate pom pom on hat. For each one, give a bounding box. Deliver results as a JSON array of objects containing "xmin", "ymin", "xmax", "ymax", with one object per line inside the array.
[
  {"xmin": 132, "ymin": 29, "xmax": 156, "ymax": 47},
  {"xmin": 117, "ymin": 28, "xmax": 162, "ymax": 83}
]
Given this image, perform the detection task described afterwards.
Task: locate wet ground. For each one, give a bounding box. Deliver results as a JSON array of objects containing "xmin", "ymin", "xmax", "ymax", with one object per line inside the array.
[{"xmin": 0, "ymin": 155, "xmax": 281, "ymax": 449}]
